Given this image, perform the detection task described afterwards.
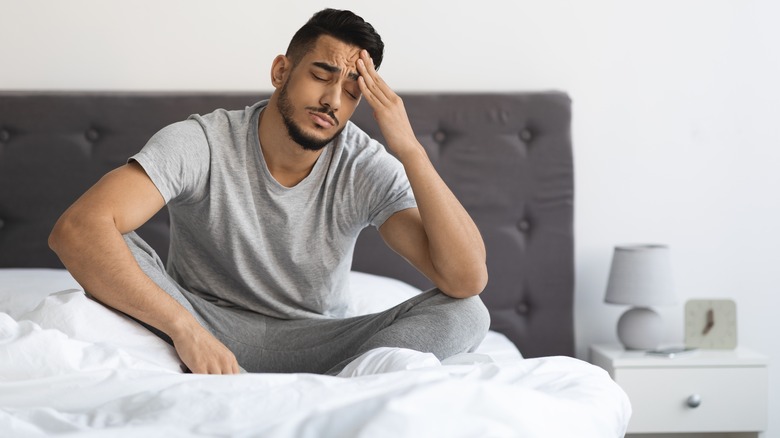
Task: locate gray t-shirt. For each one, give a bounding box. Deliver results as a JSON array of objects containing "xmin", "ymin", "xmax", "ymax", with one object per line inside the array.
[{"xmin": 131, "ymin": 100, "xmax": 417, "ymax": 319}]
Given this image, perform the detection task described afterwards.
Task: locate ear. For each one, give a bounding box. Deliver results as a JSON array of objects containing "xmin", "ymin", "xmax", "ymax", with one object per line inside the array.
[{"xmin": 270, "ymin": 55, "xmax": 292, "ymax": 89}]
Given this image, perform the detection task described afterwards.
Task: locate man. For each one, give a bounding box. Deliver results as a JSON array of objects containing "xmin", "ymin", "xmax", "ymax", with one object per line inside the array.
[{"xmin": 49, "ymin": 8, "xmax": 489, "ymax": 375}]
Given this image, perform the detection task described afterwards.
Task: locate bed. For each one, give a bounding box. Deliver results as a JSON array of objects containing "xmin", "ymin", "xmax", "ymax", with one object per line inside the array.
[{"xmin": 0, "ymin": 92, "xmax": 630, "ymax": 437}]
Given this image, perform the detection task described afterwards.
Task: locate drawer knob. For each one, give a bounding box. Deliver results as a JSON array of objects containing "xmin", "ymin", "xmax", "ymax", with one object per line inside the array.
[{"xmin": 686, "ymin": 394, "xmax": 702, "ymax": 408}]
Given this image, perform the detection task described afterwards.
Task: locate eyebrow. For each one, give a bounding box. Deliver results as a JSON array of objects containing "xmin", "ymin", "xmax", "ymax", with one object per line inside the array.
[{"xmin": 312, "ymin": 62, "xmax": 360, "ymax": 81}]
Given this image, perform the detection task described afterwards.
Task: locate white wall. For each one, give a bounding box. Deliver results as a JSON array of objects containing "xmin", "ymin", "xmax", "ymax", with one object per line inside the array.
[{"xmin": 3, "ymin": 0, "xmax": 779, "ymax": 435}]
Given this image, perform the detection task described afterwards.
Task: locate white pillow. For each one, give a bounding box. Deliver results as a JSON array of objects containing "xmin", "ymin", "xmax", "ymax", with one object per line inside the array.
[
  {"xmin": 0, "ymin": 268, "xmax": 81, "ymax": 318},
  {"xmin": 346, "ymin": 271, "xmax": 422, "ymax": 315}
]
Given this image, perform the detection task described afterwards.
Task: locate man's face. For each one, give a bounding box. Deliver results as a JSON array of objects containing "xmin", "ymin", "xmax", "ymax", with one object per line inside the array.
[{"xmin": 276, "ymin": 35, "xmax": 363, "ymax": 151}]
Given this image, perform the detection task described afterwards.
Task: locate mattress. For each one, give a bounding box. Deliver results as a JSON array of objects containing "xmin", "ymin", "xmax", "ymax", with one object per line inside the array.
[{"xmin": 0, "ymin": 269, "xmax": 630, "ymax": 437}]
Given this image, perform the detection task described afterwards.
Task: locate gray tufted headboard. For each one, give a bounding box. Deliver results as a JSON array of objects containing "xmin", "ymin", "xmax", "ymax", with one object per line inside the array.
[{"xmin": 0, "ymin": 91, "xmax": 574, "ymax": 358}]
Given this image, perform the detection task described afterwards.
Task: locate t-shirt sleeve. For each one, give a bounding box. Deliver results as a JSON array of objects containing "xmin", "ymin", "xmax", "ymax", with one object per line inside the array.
[
  {"xmin": 128, "ymin": 119, "xmax": 210, "ymax": 205},
  {"xmin": 360, "ymin": 143, "xmax": 418, "ymax": 229}
]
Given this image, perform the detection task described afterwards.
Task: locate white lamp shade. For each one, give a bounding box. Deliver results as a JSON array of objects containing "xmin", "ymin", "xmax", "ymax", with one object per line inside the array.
[{"xmin": 604, "ymin": 244, "xmax": 676, "ymax": 306}]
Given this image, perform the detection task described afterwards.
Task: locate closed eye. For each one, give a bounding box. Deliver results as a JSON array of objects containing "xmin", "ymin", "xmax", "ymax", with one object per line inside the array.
[{"xmin": 312, "ymin": 74, "xmax": 327, "ymax": 82}]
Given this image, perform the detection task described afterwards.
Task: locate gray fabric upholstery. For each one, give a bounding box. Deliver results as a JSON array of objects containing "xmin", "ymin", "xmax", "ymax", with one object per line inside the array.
[{"xmin": 0, "ymin": 91, "xmax": 574, "ymax": 358}]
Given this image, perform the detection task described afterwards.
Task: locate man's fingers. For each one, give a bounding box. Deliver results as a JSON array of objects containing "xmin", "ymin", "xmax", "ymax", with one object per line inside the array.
[
  {"xmin": 192, "ymin": 357, "xmax": 238, "ymax": 375},
  {"xmin": 358, "ymin": 65, "xmax": 389, "ymax": 108},
  {"xmin": 218, "ymin": 350, "xmax": 239, "ymax": 374},
  {"xmin": 211, "ymin": 351, "xmax": 239, "ymax": 374},
  {"xmin": 174, "ymin": 327, "xmax": 241, "ymax": 375},
  {"xmin": 223, "ymin": 355, "xmax": 240, "ymax": 374},
  {"xmin": 357, "ymin": 51, "xmax": 391, "ymax": 106},
  {"xmin": 357, "ymin": 60, "xmax": 377, "ymax": 96}
]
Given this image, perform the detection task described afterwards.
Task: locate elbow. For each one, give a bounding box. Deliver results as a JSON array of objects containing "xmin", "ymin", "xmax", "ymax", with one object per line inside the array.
[
  {"xmin": 48, "ymin": 212, "xmax": 74, "ymax": 255},
  {"xmin": 49, "ymin": 209, "xmax": 89, "ymax": 257},
  {"xmin": 440, "ymin": 264, "xmax": 488, "ymax": 299},
  {"xmin": 467, "ymin": 266, "xmax": 489, "ymax": 297}
]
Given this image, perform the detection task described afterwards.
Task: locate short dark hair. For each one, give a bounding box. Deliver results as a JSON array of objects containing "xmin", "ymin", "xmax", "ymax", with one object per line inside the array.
[{"xmin": 286, "ymin": 9, "xmax": 384, "ymax": 69}]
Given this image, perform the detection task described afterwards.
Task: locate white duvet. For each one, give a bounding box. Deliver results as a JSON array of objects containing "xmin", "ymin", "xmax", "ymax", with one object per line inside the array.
[{"xmin": 0, "ymin": 269, "xmax": 630, "ymax": 437}]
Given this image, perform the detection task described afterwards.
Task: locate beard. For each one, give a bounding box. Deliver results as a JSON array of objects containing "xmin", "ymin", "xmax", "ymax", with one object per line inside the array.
[{"xmin": 277, "ymin": 80, "xmax": 343, "ymax": 151}]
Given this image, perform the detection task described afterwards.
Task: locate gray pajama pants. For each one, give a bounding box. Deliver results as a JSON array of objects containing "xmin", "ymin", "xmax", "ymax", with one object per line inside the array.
[{"xmin": 122, "ymin": 232, "xmax": 491, "ymax": 375}]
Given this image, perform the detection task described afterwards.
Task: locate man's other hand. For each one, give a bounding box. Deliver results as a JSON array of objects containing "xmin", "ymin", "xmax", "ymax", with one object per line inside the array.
[{"xmin": 172, "ymin": 323, "xmax": 240, "ymax": 374}]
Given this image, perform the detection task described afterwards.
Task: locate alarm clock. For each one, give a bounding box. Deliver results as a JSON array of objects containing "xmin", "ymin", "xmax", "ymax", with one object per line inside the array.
[{"xmin": 684, "ymin": 299, "xmax": 737, "ymax": 349}]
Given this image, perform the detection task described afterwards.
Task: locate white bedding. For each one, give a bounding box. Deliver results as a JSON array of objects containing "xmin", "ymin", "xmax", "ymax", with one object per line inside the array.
[{"xmin": 0, "ymin": 269, "xmax": 630, "ymax": 437}]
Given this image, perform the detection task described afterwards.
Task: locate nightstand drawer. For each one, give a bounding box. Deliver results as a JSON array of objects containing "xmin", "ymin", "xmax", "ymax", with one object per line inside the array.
[{"xmin": 615, "ymin": 366, "xmax": 768, "ymax": 433}]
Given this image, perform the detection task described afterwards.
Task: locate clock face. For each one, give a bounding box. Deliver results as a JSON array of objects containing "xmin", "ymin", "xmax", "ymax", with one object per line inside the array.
[{"xmin": 684, "ymin": 299, "xmax": 738, "ymax": 349}]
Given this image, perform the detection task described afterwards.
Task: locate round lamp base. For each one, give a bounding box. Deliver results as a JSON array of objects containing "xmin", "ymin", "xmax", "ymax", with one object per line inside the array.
[{"xmin": 616, "ymin": 307, "xmax": 663, "ymax": 350}]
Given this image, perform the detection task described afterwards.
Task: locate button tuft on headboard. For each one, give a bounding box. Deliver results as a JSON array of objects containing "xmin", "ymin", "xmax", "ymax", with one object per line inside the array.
[
  {"xmin": 517, "ymin": 218, "xmax": 532, "ymax": 232},
  {"xmin": 519, "ymin": 128, "xmax": 533, "ymax": 143},
  {"xmin": 0, "ymin": 218, "xmax": 5, "ymax": 229},
  {"xmin": 515, "ymin": 301, "xmax": 531, "ymax": 315},
  {"xmin": 0, "ymin": 128, "xmax": 10, "ymax": 142},
  {"xmin": 85, "ymin": 128, "xmax": 100, "ymax": 142},
  {"xmin": 432, "ymin": 130, "xmax": 447, "ymax": 144}
]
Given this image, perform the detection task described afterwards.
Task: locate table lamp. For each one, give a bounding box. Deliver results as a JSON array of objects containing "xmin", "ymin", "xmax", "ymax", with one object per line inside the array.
[{"xmin": 605, "ymin": 244, "xmax": 676, "ymax": 350}]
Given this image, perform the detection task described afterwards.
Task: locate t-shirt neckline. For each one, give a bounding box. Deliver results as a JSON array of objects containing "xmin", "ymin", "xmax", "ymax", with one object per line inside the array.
[{"xmin": 250, "ymin": 102, "xmax": 333, "ymax": 193}]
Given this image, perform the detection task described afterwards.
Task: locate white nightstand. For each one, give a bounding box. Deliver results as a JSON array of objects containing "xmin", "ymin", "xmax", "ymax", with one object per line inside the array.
[{"xmin": 590, "ymin": 344, "xmax": 768, "ymax": 438}]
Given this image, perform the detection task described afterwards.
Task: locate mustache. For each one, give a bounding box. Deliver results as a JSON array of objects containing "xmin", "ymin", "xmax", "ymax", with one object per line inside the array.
[{"xmin": 306, "ymin": 106, "xmax": 339, "ymax": 127}]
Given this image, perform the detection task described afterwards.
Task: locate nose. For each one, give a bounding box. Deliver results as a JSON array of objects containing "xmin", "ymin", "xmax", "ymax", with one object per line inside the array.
[{"xmin": 320, "ymin": 84, "xmax": 341, "ymax": 112}]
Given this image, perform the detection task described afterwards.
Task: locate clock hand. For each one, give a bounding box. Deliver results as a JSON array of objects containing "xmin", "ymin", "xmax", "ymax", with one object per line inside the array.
[{"xmin": 702, "ymin": 308, "xmax": 714, "ymax": 335}]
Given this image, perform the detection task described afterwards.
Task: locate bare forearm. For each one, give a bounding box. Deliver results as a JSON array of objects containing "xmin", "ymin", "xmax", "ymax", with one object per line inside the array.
[
  {"xmin": 397, "ymin": 144, "xmax": 488, "ymax": 294},
  {"xmin": 49, "ymin": 214, "xmax": 197, "ymax": 338}
]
